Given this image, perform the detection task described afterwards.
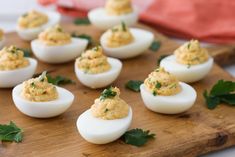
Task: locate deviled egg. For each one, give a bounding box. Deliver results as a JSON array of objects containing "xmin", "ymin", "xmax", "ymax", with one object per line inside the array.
[
  {"xmin": 16, "ymin": 10, "xmax": 61, "ymax": 41},
  {"xmin": 77, "ymin": 87, "xmax": 132, "ymax": 144},
  {"xmin": 0, "ymin": 46, "xmax": 37, "ymax": 88},
  {"xmin": 100, "ymin": 23, "xmax": 154, "ymax": 59},
  {"xmin": 0, "ymin": 29, "xmax": 5, "ymax": 49},
  {"xmin": 12, "ymin": 72, "xmax": 74, "ymax": 118},
  {"xmin": 75, "ymin": 46, "xmax": 122, "ymax": 88},
  {"xmin": 140, "ymin": 68, "xmax": 196, "ymax": 114},
  {"xmin": 160, "ymin": 40, "xmax": 214, "ymax": 83},
  {"xmin": 31, "ymin": 25, "xmax": 88, "ymax": 63},
  {"xmin": 88, "ymin": 0, "xmax": 138, "ymax": 30}
]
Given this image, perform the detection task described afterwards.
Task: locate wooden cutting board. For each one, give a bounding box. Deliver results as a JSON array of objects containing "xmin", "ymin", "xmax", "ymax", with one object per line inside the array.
[{"xmin": 0, "ymin": 23, "xmax": 235, "ymax": 157}]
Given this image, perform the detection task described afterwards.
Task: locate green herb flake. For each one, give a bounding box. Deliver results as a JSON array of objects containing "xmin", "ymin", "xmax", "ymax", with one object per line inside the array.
[
  {"xmin": 0, "ymin": 121, "xmax": 23, "ymax": 143},
  {"xmin": 104, "ymin": 108, "xmax": 109, "ymax": 113},
  {"xmin": 100, "ymin": 87, "xmax": 117, "ymax": 100},
  {"xmin": 187, "ymin": 43, "xmax": 191, "ymax": 49},
  {"xmin": 157, "ymin": 54, "xmax": 169, "ymax": 65},
  {"xmin": 125, "ymin": 80, "xmax": 143, "ymax": 92},
  {"xmin": 74, "ymin": 18, "xmax": 90, "ymax": 25},
  {"xmin": 121, "ymin": 21, "xmax": 126, "ymax": 31},
  {"xmin": 46, "ymin": 75, "xmax": 74, "ymax": 86},
  {"xmin": 203, "ymin": 80, "xmax": 235, "ymax": 109},
  {"xmin": 152, "ymin": 91, "xmax": 157, "ymax": 96},
  {"xmin": 121, "ymin": 128, "xmax": 155, "ymax": 147},
  {"xmin": 155, "ymin": 82, "xmax": 161, "ymax": 89},
  {"xmin": 17, "ymin": 48, "xmax": 31, "ymax": 57},
  {"xmin": 149, "ymin": 40, "xmax": 161, "ymax": 52},
  {"xmin": 93, "ymin": 46, "xmax": 100, "ymax": 51},
  {"xmin": 71, "ymin": 33, "xmax": 93, "ymax": 46},
  {"xmin": 31, "ymin": 82, "xmax": 36, "ymax": 88},
  {"xmin": 169, "ymin": 83, "xmax": 177, "ymax": 89},
  {"xmin": 39, "ymin": 71, "xmax": 47, "ymax": 82},
  {"xmin": 22, "ymin": 13, "xmax": 28, "ymax": 17}
]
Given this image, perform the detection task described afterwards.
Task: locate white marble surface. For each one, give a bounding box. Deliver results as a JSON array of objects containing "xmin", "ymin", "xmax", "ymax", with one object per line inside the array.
[{"xmin": 0, "ymin": 0, "xmax": 234, "ymax": 156}]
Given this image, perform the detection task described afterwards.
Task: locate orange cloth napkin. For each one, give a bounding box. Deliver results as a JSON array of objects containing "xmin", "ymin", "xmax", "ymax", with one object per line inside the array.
[{"xmin": 38, "ymin": 0, "xmax": 235, "ymax": 44}]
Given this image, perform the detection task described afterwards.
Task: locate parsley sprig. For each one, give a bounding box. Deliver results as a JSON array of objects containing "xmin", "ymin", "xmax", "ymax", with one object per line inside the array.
[
  {"xmin": 33, "ymin": 71, "xmax": 74, "ymax": 86},
  {"xmin": 203, "ymin": 80, "xmax": 235, "ymax": 109},
  {"xmin": 46, "ymin": 75, "xmax": 74, "ymax": 86},
  {"xmin": 71, "ymin": 33, "xmax": 93, "ymax": 46},
  {"xmin": 74, "ymin": 18, "xmax": 90, "ymax": 25},
  {"xmin": 149, "ymin": 40, "xmax": 161, "ymax": 52},
  {"xmin": 125, "ymin": 80, "xmax": 143, "ymax": 92},
  {"xmin": 0, "ymin": 121, "xmax": 23, "ymax": 143},
  {"xmin": 100, "ymin": 87, "xmax": 117, "ymax": 100},
  {"xmin": 121, "ymin": 128, "xmax": 155, "ymax": 147}
]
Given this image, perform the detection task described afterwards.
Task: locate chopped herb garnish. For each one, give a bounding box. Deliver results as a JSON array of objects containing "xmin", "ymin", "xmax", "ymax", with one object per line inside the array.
[
  {"xmin": 30, "ymin": 82, "xmax": 36, "ymax": 88},
  {"xmin": 157, "ymin": 54, "xmax": 169, "ymax": 65},
  {"xmin": 125, "ymin": 80, "xmax": 143, "ymax": 92},
  {"xmin": 46, "ymin": 75, "xmax": 74, "ymax": 86},
  {"xmin": 33, "ymin": 71, "xmax": 74, "ymax": 86},
  {"xmin": 74, "ymin": 18, "xmax": 90, "ymax": 25},
  {"xmin": 39, "ymin": 71, "xmax": 47, "ymax": 82},
  {"xmin": 13, "ymin": 47, "xmax": 31, "ymax": 57},
  {"xmin": 187, "ymin": 43, "xmax": 191, "ymax": 49},
  {"xmin": 111, "ymin": 28, "xmax": 118, "ymax": 32},
  {"xmin": 155, "ymin": 82, "xmax": 161, "ymax": 89},
  {"xmin": 100, "ymin": 87, "xmax": 117, "ymax": 100},
  {"xmin": 71, "ymin": 33, "xmax": 93, "ymax": 46},
  {"xmin": 33, "ymin": 70, "xmax": 54, "ymax": 78},
  {"xmin": 203, "ymin": 80, "xmax": 235, "ymax": 109},
  {"xmin": 121, "ymin": 128, "xmax": 155, "ymax": 147},
  {"xmin": 22, "ymin": 13, "xmax": 28, "ymax": 17},
  {"xmin": 187, "ymin": 64, "xmax": 191, "ymax": 68},
  {"xmin": 93, "ymin": 46, "xmax": 100, "ymax": 51},
  {"xmin": 0, "ymin": 121, "xmax": 23, "ymax": 143},
  {"xmin": 152, "ymin": 91, "xmax": 157, "ymax": 96},
  {"xmin": 57, "ymin": 27, "xmax": 62, "ymax": 32},
  {"xmin": 169, "ymin": 83, "xmax": 177, "ymax": 89},
  {"xmin": 104, "ymin": 108, "xmax": 109, "ymax": 113},
  {"xmin": 121, "ymin": 22, "xmax": 126, "ymax": 31},
  {"xmin": 149, "ymin": 40, "xmax": 161, "ymax": 52}
]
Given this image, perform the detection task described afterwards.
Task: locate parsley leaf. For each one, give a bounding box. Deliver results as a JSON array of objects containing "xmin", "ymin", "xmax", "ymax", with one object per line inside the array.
[
  {"xmin": 155, "ymin": 82, "xmax": 161, "ymax": 89},
  {"xmin": 33, "ymin": 71, "xmax": 74, "ymax": 86},
  {"xmin": 149, "ymin": 40, "xmax": 161, "ymax": 52},
  {"xmin": 121, "ymin": 128, "xmax": 155, "ymax": 147},
  {"xmin": 71, "ymin": 33, "xmax": 93, "ymax": 46},
  {"xmin": 33, "ymin": 70, "xmax": 55, "ymax": 78},
  {"xmin": 74, "ymin": 18, "xmax": 90, "ymax": 25},
  {"xmin": 0, "ymin": 121, "xmax": 23, "ymax": 143},
  {"xmin": 17, "ymin": 48, "xmax": 31, "ymax": 57},
  {"xmin": 203, "ymin": 80, "xmax": 235, "ymax": 109},
  {"xmin": 125, "ymin": 80, "xmax": 143, "ymax": 92},
  {"xmin": 157, "ymin": 54, "xmax": 169, "ymax": 65},
  {"xmin": 100, "ymin": 87, "xmax": 117, "ymax": 100},
  {"xmin": 46, "ymin": 74, "xmax": 74, "ymax": 86},
  {"xmin": 121, "ymin": 21, "xmax": 126, "ymax": 31}
]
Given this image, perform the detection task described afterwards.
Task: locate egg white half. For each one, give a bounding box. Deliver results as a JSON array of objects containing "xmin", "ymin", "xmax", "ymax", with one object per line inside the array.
[
  {"xmin": 0, "ymin": 37, "xmax": 5, "ymax": 49},
  {"xmin": 75, "ymin": 57, "xmax": 122, "ymax": 89},
  {"xmin": 77, "ymin": 107, "xmax": 132, "ymax": 144},
  {"xmin": 16, "ymin": 11, "xmax": 61, "ymax": 41},
  {"xmin": 101, "ymin": 28, "xmax": 154, "ymax": 59},
  {"xmin": 31, "ymin": 38, "xmax": 88, "ymax": 64},
  {"xmin": 0, "ymin": 58, "xmax": 37, "ymax": 88},
  {"xmin": 12, "ymin": 84, "xmax": 74, "ymax": 118},
  {"xmin": 160, "ymin": 55, "xmax": 214, "ymax": 83},
  {"xmin": 88, "ymin": 7, "xmax": 138, "ymax": 30},
  {"xmin": 140, "ymin": 82, "xmax": 197, "ymax": 114}
]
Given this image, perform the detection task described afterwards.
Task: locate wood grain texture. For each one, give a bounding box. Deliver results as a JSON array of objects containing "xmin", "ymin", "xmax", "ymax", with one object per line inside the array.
[{"xmin": 0, "ymin": 23, "xmax": 235, "ymax": 157}]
